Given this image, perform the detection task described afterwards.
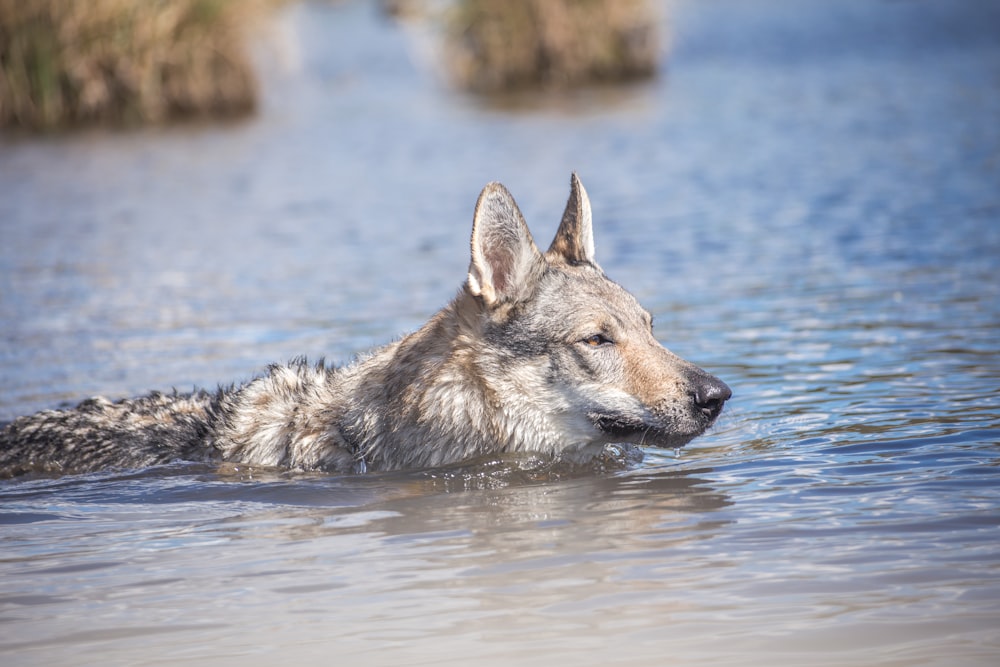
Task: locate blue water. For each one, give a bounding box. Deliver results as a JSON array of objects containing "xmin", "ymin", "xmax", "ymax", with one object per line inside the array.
[{"xmin": 1, "ymin": 0, "xmax": 999, "ymax": 665}]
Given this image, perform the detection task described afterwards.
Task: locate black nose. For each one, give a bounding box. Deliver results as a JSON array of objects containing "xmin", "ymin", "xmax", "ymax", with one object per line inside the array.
[{"xmin": 692, "ymin": 376, "xmax": 732, "ymax": 420}]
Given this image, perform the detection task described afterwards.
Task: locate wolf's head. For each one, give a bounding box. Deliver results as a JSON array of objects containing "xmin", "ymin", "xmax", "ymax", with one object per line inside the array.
[{"xmin": 464, "ymin": 174, "xmax": 731, "ymax": 456}]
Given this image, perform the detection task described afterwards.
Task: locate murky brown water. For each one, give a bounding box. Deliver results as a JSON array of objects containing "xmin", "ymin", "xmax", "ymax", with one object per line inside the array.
[{"xmin": 2, "ymin": 0, "xmax": 999, "ymax": 665}]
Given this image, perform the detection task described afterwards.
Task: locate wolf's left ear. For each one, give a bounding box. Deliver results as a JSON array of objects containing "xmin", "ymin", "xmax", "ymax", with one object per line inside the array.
[
  {"xmin": 468, "ymin": 182, "xmax": 545, "ymax": 307},
  {"xmin": 546, "ymin": 172, "xmax": 596, "ymax": 265}
]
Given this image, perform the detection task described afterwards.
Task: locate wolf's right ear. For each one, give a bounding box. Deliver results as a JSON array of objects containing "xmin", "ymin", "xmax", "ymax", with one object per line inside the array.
[
  {"xmin": 547, "ymin": 172, "xmax": 596, "ymax": 266},
  {"xmin": 468, "ymin": 182, "xmax": 545, "ymax": 307}
]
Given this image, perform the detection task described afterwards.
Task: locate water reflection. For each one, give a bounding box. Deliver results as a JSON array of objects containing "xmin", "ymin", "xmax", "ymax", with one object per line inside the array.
[{"xmin": 151, "ymin": 460, "xmax": 733, "ymax": 544}]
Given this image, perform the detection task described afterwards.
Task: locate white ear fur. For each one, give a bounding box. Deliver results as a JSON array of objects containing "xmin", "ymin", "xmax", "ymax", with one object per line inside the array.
[
  {"xmin": 468, "ymin": 182, "xmax": 544, "ymax": 306},
  {"xmin": 547, "ymin": 172, "xmax": 596, "ymax": 265}
]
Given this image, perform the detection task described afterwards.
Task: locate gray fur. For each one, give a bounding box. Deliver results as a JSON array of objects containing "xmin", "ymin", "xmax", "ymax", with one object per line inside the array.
[{"xmin": 0, "ymin": 175, "xmax": 731, "ymax": 477}]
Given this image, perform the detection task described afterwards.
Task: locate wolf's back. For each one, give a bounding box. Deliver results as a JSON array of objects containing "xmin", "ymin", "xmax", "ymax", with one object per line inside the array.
[{"xmin": 0, "ymin": 390, "xmax": 220, "ymax": 477}]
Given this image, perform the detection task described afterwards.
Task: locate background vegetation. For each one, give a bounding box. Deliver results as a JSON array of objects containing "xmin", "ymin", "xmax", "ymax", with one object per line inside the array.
[
  {"xmin": 447, "ymin": 0, "xmax": 658, "ymax": 93},
  {"xmin": 0, "ymin": 0, "xmax": 260, "ymax": 130},
  {"xmin": 0, "ymin": 0, "xmax": 658, "ymax": 131}
]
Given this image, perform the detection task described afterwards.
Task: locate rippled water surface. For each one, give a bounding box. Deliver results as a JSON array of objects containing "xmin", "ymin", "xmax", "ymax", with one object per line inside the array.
[{"xmin": 2, "ymin": 0, "xmax": 999, "ymax": 665}]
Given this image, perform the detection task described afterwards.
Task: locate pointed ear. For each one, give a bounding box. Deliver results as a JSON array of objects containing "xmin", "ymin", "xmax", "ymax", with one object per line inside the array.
[
  {"xmin": 467, "ymin": 182, "xmax": 545, "ymax": 307},
  {"xmin": 546, "ymin": 172, "xmax": 596, "ymax": 265}
]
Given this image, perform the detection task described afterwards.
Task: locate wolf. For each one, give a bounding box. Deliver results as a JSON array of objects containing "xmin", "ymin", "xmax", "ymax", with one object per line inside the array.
[{"xmin": 0, "ymin": 174, "xmax": 731, "ymax": 477}]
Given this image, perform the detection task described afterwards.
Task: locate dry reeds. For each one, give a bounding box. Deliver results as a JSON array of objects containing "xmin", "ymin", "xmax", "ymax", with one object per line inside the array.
[
  {"xmin": 447, "ymin": 0, "xmax": 660, "ymax": 93},
  {"xmin": 0, "ymin": 0, "xmax": 262, "ymax": 130}
]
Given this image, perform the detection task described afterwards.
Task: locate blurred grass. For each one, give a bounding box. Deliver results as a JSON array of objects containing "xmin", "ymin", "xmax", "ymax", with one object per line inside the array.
[
  {"xmin": 0, "ymin": 0, "xmax": 661, "ymax": 131},
  {"xmin": 0, "ymin": 0, "xmax": 264, "ymax": 131},
  {"xmin": 447, "ymin": 0, "xmax": 659, "ymax": 93}
]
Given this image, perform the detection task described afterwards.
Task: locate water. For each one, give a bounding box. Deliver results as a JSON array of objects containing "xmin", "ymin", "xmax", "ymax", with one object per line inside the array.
[{"xmin": 1, "ymin": 0, "xmax": 999, "ymax": 664}]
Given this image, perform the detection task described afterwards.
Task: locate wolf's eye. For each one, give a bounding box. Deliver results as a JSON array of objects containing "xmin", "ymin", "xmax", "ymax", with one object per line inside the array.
[{"xmin": 582, "ymin": 334, "xmax": 613, "ymax": 347}]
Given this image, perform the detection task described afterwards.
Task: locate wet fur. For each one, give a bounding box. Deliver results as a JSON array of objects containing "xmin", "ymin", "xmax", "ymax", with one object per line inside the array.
[{"xmin": 0, "ymin": 175, "xmax": 730, "ymax": 477}]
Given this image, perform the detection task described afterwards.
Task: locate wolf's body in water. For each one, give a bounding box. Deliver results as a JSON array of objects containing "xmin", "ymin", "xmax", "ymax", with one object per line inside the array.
[{"xmin": 0, "ymin": 175, "xmax": 731, "ymax": 477}]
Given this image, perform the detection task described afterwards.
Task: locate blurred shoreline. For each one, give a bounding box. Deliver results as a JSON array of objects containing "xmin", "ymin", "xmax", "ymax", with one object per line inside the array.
[{"xmin": 0, "ymin": 0, "xmax": 660, "ymax": 133}]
